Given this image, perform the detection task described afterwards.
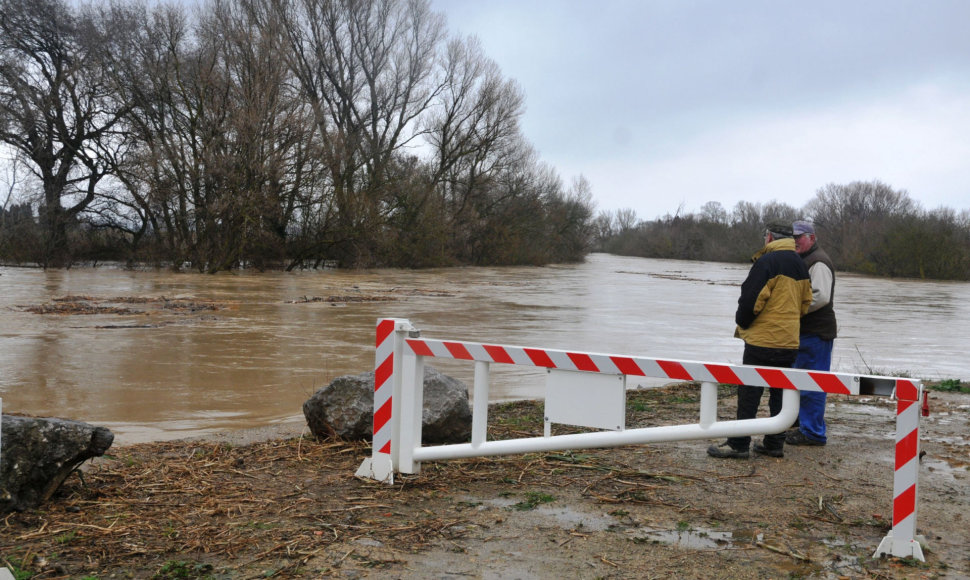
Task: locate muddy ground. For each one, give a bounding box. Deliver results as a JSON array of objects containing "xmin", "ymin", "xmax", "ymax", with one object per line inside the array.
[{"xmin": 1, "ymin": 384, "xmax": 968, "ymax": 579}]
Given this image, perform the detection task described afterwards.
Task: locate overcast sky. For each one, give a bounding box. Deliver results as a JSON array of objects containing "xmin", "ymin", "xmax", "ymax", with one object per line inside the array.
[{"xmin": 431, "ymin": 0, "xmax": 970, "ymax": 221}]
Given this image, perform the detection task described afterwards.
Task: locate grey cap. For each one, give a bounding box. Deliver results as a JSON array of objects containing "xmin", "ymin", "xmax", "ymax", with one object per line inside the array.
[{"xmin": 793, "ymin": 220, "xmax": 816, "ymax": 236}]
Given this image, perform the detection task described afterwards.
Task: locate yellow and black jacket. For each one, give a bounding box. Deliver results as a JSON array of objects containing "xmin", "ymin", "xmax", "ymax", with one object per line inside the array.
[{"xmin": 734, "ymin": 238, "xmax": 812, "ymax": 350}]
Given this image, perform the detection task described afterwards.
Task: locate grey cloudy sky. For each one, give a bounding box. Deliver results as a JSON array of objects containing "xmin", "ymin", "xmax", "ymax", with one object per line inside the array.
[{"xmin": 431, "ymin": 0, "xmax": 970, "ymax": 220}]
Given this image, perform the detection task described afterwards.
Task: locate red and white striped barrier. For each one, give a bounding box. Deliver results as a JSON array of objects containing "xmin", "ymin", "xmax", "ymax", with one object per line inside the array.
[
  {"xmin": 874, "ymin": 380, "xmax": 926, "ymax": 560},
  {"xmin": 355, "ymin": 318, "xmax": 417, "ymax": 483},
  {"xmin": 357, "ymin": 318, "xmax": 927, "ymax": 561},
  {"xmin": 406, "ymin": 337, "xmax": 862, "ymax": 394}
]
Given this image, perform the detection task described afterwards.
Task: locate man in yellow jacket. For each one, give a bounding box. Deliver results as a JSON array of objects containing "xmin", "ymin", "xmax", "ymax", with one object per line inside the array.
[{"xmin": 708, "ymin": 221, "xmax": 812, "ymax": 459}]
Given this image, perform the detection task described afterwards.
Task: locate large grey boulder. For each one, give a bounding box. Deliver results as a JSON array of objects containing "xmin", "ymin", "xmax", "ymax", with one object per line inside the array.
[
  {"xmin": 303, "ymin": 366, "xmax": 472, "ymax": 444},
  {"xmin": 0, "ymin": 416, "xmax": 114, "ymax": 513}
]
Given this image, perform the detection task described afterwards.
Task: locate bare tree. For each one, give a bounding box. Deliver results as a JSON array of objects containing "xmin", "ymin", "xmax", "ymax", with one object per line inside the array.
[
  {"xmin": 760, "ymin": 200, "xmax": 799, "ymax": 223},
  {"xmin": 0, "ymin": 0, "xmax": 132, "ymax": 266},
  {"xmin": 731, "ymin": 200, "xmax": 762, "ymax": 227},
  {"xmin": 426, "ymin": 36, "xmax": 524, "ymax": 186},
  {"xmin": 0, "ymin": 0, "xmax": 594, "ymax": 269},
  {"xmin": 699, "ymin": 201, "xmax": 727, "ymax": 224},
  {"xmin": 0, "ymin": 152, "xmax": 19, "ymax": 213},
  {"xmin": 194, "ymin": 0, "xmax": 323, "ymax": 270},
  {"xmin": 424, "ymin": 34, "xmax": 527, "ymax": 259},
  {"xmin": 544, "ymin": 174, "xmax": 595, "ymax": 262},
  {"xmin": 806, "ymin": 180, "xmax": 917, "ymax": 269},
  {"xmin": 250, "ymin": 0, "xmax": 447, "ymax": 266},
  {"xmin": 105, "ymin": 1, "xmax": 223, "ymax": 269},
  {"xmin": 613, "ymin": 208, "xmax": 639, "ymax": 232},
  {"xmin": 102, "ymin": 0, "xmax": 320, "ymax": 272}
]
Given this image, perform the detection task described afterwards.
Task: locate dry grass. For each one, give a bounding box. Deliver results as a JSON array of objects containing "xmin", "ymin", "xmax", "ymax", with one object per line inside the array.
[{"xmin": 1, "ymin": 385, "xmax": 965, "ymax": 579}]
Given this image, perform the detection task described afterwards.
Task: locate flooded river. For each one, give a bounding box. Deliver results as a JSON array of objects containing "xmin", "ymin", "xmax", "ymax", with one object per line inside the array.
[{"xmin": 1, "ymin": 253, "xmax": 967, "ymax": 444}]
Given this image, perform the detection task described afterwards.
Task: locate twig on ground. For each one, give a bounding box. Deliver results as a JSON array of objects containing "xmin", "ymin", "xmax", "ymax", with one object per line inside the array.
[{"xmin": 755, "ymin": 541, "xmax": 810, "ymax": 561}]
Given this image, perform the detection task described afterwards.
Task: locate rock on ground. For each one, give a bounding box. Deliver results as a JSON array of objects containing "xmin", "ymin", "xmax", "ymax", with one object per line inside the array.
[
  {"xmin": 302, "ymin": 366, "xmax": 472, "ymax": 443},
  {"xmin": 1, "ymin": 415, "xmax": 114, "ymax": 513}
]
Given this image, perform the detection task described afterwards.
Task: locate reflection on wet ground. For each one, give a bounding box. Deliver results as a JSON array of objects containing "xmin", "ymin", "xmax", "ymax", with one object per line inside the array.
[
  {"xmin": 2, "ymin": 253, "xmax": 969, "ymax": 443},
  {"xmin": 629, "ymin": 526, "xmax": 738, "ymax": 549},
  {"xmin": 481, "ymin": 496, "xmax": 874, "ymax": 578}
]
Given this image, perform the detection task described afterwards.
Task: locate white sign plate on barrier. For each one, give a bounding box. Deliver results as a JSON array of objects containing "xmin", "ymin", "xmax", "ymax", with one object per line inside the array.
[{"xmin": 544, "ymin": 369, "xmax": 626, "ymax": 431}]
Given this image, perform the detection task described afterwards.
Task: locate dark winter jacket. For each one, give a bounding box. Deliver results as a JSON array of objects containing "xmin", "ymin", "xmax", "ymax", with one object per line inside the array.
[{"xmin": 735, "ymin": 238, "xmax": 812, "ymax": 350}]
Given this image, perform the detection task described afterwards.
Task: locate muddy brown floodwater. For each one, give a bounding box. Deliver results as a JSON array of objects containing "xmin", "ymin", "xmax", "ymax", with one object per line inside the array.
[{"xmin": 1, "ymin": 253, "xmax": 969, "ymax": 444}]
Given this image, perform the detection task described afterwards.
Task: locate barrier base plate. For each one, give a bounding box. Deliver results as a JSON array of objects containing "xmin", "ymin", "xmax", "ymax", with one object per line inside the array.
[
  {"xmin": 355, "ymin": 456, "xmax": 394, "ymax": 484},
  {"xmin": 873, "ymin": 531, "xmax": 927, "ymax": 561}
]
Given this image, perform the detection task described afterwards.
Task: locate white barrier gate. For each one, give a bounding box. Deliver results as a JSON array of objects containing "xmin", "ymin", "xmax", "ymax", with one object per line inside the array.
[{"xmin": 356, "ymin": 318, "xmax": 928, "ymax": 561}]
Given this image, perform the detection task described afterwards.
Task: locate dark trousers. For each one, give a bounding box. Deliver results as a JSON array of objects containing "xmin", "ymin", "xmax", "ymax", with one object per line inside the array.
[{"xmin": 727, "ymin": 343, "xmax": 798, "ymax": 451}]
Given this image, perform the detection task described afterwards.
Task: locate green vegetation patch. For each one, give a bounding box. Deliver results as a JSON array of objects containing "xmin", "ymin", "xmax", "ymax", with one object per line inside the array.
[
  {"xmin": 928, "ymin": 379, "xmax": 969, "ymax": 393},
  {"xmin": 153, "ymin": 560, "xmax": 215, "ymax": 580},
  {"xmin": 511, "ymin": 491, "xmax": 556, "ymax": 511}
]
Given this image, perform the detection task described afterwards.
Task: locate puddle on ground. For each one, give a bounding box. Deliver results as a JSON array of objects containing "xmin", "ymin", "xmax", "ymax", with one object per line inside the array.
[
  {"xmin": 535, "ymin": 505, "xmax": 615, "ymax": 531},
  {"xmin": 483, "ymin": 496, "xmax": 753, "ymax": 550},
  {"xmin": 471, "ymin": 496, "xmax": 875, "ymax": 576},
  {"xmin": 477, "ymin": 498, "xmax": 616, "ymax": 531},
  {"xmin": 923, "ymin": 456, "xmax": 970, "ymax": 480},
  {"xmin": 923, "ymin": 433, "xmax": 970, "ymax": 445},
  {"xmin": 632, "ymin": 527, "xmax": 868, "ymax": 576},
  {"xmin": 836, "ymin": 402, "xmax": 895, "ymax": 418},
  {"xmin": 628, "ymin": 526, "xmax": 741, "ymax": 549},
  {"xmin": 481, "ymin": 497, "xmax": 517, "ymax": 509}
]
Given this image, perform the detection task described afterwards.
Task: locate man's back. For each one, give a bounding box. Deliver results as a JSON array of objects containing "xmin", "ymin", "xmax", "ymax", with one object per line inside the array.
[{"xmin": 735, "ymin": 238, "xmax": 812, "ymax": 350}]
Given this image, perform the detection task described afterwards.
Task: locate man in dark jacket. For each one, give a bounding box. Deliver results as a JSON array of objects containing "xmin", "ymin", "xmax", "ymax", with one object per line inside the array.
[
  {"xmin": 786, "ymin": 220, "xmax": 837, "ymax": 446},
  {"xmin": 708, "ymin": 221, "xmax": 812, "ymax": 459}
]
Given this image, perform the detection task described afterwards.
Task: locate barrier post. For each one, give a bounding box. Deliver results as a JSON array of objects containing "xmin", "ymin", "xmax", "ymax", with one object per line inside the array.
[
  {"xmin": 874, "ymin": 379, "xmax": 927, "ymax": 560},
  {"xmin": 355, "ymin": 318, "xmax": 417, "ymax": 483},
  {"xmin": 471, "ymin": 361, "xmax": 490, "ymax": 447},
  {"xmin": 397, "ymin": 347, "xmax": 425, "ymax": 474}
]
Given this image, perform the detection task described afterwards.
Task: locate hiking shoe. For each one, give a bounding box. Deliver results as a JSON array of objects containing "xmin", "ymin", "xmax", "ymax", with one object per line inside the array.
[
  {"xmin": 786, "ymin": 430, "xmax": 825, "ymax": 446},
  {"xmin": 706, "ymin": 442, "xmax": 749, "ymax": 459},
  {"xmin": 753, "ymin": 443, "xmax": 784, "ymax": 458}
]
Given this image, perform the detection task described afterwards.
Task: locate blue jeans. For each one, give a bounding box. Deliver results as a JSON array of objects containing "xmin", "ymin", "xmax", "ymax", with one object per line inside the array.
[{"xmin": 794, "ymin": 334, "xmax": 833, "ymax": 443}]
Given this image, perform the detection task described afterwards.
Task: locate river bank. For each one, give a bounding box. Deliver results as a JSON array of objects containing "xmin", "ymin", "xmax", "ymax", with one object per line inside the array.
[{"xmin": 2, "ymin": 383, "xmax": 968, "ymax": 579}]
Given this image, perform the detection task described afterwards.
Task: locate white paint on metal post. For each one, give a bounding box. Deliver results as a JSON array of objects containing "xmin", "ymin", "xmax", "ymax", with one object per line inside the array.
[
  {"xmin": 398, "ymin": 352, "xmax": 424, "ymax": 474},
  {"xmin": 471, "ymin": 361, "xmax": 490, "ymax": 448},
  {"xmin": 699, "ymin": 382, "xmax": 717, "ymax": 428}
]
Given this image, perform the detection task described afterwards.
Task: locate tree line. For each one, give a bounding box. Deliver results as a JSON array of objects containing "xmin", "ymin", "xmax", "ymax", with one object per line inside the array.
[
  {"xmin": 0, "ymin": 0, "xmax": 594, "ymax": 271},
  {"xmin": 594, "ymin": 180, "xmax": 970, "ymax": 281}
]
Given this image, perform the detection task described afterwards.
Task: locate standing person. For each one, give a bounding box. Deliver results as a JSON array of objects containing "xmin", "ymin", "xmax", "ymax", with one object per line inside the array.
[
  {"xmin": 708, "ymin": 221, "xmax": 812, "ymax": 459},
  {"xmin": 786, "ymin": 220, "xmax": 837, "ymax": 446}
]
